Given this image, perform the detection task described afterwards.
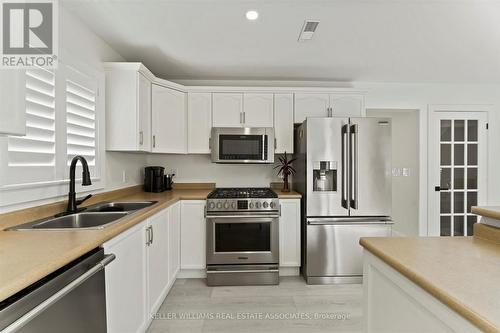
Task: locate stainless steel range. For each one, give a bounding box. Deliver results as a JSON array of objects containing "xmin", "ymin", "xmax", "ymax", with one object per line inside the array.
[{"xmin": 205, "ymin": 188, "xmax": 280, "ymax": 286}]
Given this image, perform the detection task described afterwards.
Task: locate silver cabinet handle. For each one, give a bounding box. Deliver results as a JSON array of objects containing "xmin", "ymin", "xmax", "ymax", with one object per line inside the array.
[
  {"xmin": 150, "ymin": 225, "xmax": 154, "ymax": 244},
  {"xmin": 146, "ymin": 226, "xmax": 151, "ymax": 246},
  {"xmin": 139, "ymin": 131, "xmax": 144, "ymax": 145},
  {"xmin": 2, "ymin": 254, "xmax": 116, "ymax": 333},
  {"xmin": 243, "ymin": 112, "xmax": 246, "ymax": 124},
  {"xmin": 240, "ymin": 112, "xmax": 243, "ymax": 124},
  {"xmin": 274, "ymin": 138, "xmax": 277, "ymax": 150},
  {"xmin": 153, "ymin": 135, "xmax": 156, "ymax": 148}
]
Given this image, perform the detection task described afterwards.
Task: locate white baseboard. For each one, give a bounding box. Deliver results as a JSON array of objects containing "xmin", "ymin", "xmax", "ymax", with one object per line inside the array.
[{"xmin": 178, "ymin": 267, "xmax": 300, "ymax": 279}]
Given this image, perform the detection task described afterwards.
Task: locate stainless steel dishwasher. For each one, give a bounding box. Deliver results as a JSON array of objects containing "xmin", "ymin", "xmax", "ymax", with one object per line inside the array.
[{"xmin": 0, "ymin": 248, "xmax": 115, "ymax": 333}]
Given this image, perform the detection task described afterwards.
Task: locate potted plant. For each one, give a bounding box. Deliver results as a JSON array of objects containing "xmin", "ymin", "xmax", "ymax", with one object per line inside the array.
[{"xmin": 274, "ymin": 152, "xmax": 296, "ymax": 192}]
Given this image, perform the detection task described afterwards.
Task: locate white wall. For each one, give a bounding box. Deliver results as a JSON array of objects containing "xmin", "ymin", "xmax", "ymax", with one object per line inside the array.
[
  {"xmin": 146, "ymin": 154, "xmax": 281, "ymax": 187},
  {"xmin": 368, "ymin": 109, "xmax": 420, "ymax": 236}
]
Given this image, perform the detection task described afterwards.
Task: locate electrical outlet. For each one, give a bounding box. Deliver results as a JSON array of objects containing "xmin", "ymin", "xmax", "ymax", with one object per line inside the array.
[
  {"xmin": 392, "ymin": 168, "xmax": 402, "ymax": 177},
  {"xmin": 122, "ymin": 170, "xmax": 127, "ymax": 183},
  {"xmin": 171, "ymin": 168, "xmax": 178, "ymax": 176}
]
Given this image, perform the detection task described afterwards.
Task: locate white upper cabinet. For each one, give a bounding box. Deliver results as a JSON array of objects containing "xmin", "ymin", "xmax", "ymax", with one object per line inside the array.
[
  {"xmin": 212, "ymin": 93, "xmax": 243, "ymax": 127},
  {"xmin": 274, "ymin": 93, "xmax": 294, "ymax": 154},
  {"xmin": 329, "ymin": 94, "xmax": 365, "ymax": 117},
  {"xmin": 294, "ymin": 93, "xmax": 330, "ymax": 123},
  {"xmin": 294, "ymin": 92, "xmax": 365, "ymax": 123},
  {"xmin": 0, "ymin": 70, "xmax": 25, "ymax": 136},
  {"xmin": 243, "ymin": 93, "xmax": 274, "ymax": 127},
  {"xmin": 187, "ymin": 92, "xmax": 212, "ymax": 153},
  {"xmin": 105, "ymin": 64, "xmax": 152, "ymax": 151},
  {"xmin": 152, "ymin": 84, "xmax": 187, "ymax": 153}
]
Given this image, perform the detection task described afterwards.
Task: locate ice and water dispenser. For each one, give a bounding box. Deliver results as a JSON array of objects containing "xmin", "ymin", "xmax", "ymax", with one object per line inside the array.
[{"xmin": 312, "ymin": 161, "xmax": 337, "ymax": 192}]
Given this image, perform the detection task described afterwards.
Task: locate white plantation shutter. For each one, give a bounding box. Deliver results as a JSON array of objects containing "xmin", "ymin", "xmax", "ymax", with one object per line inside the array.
[
  {"xmin": 65, "ymin": 65, "xmax": 98, "ymax": 174},
  {"xmin": 3, "ymin": 68, "xmax": 57, "ymax": 185},
  {"xmin": 0, "ymin": 56, "xmax": 104, "ymax": 206}
]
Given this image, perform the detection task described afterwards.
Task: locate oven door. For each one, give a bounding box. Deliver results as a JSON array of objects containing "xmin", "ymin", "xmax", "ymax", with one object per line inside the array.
[{"xmin": 206, "ymin": 215, "xmax": 279, "ymax": 265}]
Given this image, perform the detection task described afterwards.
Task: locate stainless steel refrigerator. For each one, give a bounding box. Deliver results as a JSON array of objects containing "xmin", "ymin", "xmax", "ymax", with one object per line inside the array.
[{"xmin": 293, "ymin": 117, "xmax": 393, "ymax": 284}]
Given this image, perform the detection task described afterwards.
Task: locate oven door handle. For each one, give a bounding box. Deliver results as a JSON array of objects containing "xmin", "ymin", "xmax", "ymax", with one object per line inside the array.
[
  {"xmin": 206, "ymin": 215, "xmax": 280, "ymax": 219},
  {"xmin": 207, "ymin": 269, "xmax": 279, "ymax": 274}
]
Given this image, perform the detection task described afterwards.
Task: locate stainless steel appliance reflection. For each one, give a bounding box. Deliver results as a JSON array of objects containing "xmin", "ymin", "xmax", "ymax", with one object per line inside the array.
[
  {"xmin": 294, "ymin": 117, "xmax": 393, "ymax": 284},
  {"xmin": 205, "ymin": 188, "xmax": 280, "ymax": 286}
]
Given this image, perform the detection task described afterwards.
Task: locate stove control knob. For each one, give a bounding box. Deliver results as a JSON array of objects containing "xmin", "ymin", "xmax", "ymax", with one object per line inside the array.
[
  {"xmin": 255, "ymin": 202, "xmax": 262, "ymax": 209},
  {"xmin": 270, "ymin": 202, "xmax": 275, "ymax": 209},
  {"xmin": 224, "ymin": 202, "xmax": 230, "ymax": 209},
  {"xmin": 249, "ymin": 202, "xmax": 254, "ymax": 209},
  {"xmin": 208, "ymin": 202, "xmax": 215, "ymax": 209},
  {"xmin": 263, "ymin": 202, "xmax": 269, "ymax": 208},
  {"xmin": 231, "ymin": 202, "xmax": 237, "ymax": 209},
  {"xmin": 216, "ymin": 202, "xmax": 222, "ymax": 209}
]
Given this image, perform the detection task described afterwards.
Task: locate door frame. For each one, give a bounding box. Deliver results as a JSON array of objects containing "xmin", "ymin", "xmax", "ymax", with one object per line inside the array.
[{"xmin": 427, "ymin": 104, "xmax": 490, "ymax": 236}]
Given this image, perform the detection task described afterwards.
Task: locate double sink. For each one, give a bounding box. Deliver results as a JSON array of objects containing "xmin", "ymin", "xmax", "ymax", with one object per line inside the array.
[{"xmin": 7, "ymin": 201, "xmax": 157, "ymax": 231}]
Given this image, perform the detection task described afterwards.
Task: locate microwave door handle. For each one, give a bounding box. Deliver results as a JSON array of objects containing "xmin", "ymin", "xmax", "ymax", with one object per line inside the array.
[
  {"xmin": 262, "ymin": 135, "xmax": 265, "ymax": 161},
  {"xmin": 341, "ymin": 124, "xmax": 348, "ymax": 209}
]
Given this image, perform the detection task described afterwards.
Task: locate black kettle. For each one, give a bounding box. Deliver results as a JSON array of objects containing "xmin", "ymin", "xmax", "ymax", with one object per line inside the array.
[{"xmin": 164, "ymin": 173, "xmax": 175, "ymax": 191}]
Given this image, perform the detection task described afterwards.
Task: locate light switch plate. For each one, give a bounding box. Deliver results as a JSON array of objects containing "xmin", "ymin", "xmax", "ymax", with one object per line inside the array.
[{"xmin": 402, "ymin": 168, "xmax": 410, "ymax": 177}]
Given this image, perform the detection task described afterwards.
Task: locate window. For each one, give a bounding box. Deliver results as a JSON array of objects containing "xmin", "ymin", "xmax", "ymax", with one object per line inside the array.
[{"xmin": 0, "ymin": 58, "xmax": 104, "ymax": 208}]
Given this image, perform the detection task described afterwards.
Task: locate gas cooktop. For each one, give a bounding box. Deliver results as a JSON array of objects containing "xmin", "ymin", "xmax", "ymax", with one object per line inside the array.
[
  {"xmin": 207, "ymin": 187, "xmax": 278, "ymax": 199},
  {"xmin": 206, "ymin": 187, "xmax": 279, "ymax": 213}
]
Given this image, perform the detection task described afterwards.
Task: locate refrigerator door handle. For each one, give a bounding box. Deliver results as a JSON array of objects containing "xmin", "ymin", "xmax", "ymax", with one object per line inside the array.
[
  {"xmin": 350, "ymin": 124, "xmax": 359, "ymax": 209},
  {"xmin": 341, "ymin": 124, "xmax": 348, "ymax": 209}
]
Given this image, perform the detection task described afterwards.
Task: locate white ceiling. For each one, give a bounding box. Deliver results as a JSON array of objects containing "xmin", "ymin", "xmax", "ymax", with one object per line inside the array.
[{"xmin": 63, "ymin": 0, "xmax": 500, "ymax": 84}]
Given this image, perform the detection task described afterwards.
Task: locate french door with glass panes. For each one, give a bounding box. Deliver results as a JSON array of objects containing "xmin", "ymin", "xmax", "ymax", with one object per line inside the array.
[{"xmin": 429, "ymin": 111, "xmax": 488, "ymax": 236}]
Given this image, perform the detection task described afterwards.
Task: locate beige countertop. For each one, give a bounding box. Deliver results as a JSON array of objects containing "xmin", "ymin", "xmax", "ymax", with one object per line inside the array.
[
  {"xmin": 360, "ymin": 232, "xmax": 500, "ymax": 333},
  {"xmin": 0, "ymin": 184, "xmax": 300, "ymax": 302},
  {"xmin": 472, "ymin": 206, "xmax": 500, "ymax": 220}
]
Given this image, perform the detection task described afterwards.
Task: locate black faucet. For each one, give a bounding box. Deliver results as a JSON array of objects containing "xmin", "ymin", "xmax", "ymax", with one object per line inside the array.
[{"xmin": 66, "ymin": 155, "xmax": 93, "ymax": 214}]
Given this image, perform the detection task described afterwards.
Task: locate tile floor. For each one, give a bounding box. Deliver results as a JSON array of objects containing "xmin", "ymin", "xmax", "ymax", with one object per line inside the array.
[{"xmin": 147, "ymin": 277, "xmax": 363, "ymax": 333}]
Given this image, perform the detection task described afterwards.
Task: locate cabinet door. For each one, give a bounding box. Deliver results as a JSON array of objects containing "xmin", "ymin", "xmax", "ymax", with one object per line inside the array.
[
  {"xmin": 180, "ymin": 200, "xmax": 206, "ymax": 269},
  {"xmin": 137, "ymin": 73, "xmax": 152, "ymax": 151},
  {"xmin": 279, "ymin": 199, "xmax": 301, "ymax": 267},
  {"xmin": 294, "ymin": 93, "xmax": 330, "ymax": 123},
  {"xmin": 169, "ymin": 202, "xmax": 181, "ymax": 282},
  {"xmin": 103, "ymin": 222, "xmax": 147, "ymax": 333},
  {"xmin": 147, "ymin": 208, "xmax": 170, "ymax": 314},
  {"xmin": 274, "ymin": 93, "xmax": 294, "ymax": 154},
  {"xmin": 329, "ymin": 94, "xmax": 365, "ymax": 117},
  {"xmin": 187, "ymin": 92, "xmax": 212, "ymax": 153},
  {"xmin": 243, "ymin": 93, "xmax": 274, "ymax": 127},
  {"xmin": 212, "ymin": 93, "xmax": 243, "ymax": 127},
  {"xmin": 152, "ymin": 84, "xmax": 186, "ymax": 153},
  {"xmin": 0, "ymin": 70, "xmax": 25, "ymax": 135}
]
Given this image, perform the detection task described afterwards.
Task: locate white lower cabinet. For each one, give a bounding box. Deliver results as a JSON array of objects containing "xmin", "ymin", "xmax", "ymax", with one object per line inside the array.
[
  {"xmin": 103, "ymin": 221, "xmax": 148, "ymax": 333},
  {"xmin": 103, "ymin": 205, "xmax": 180, "ymax": 333},
  {"xmin": 168, "ymin": 202, "xmax": 181, "ymax": 281},
  {"xmin": 279, "ymin": 199, "xmax": 301, "ymax": 267},
  {"xmin": 146, "ymin": 208, "xmax": 170, "ymax": 315},
  {"xmin": 180, "ymin": 200, "xmax": 206, "ymax": 270},
  {"xmin": 363, "ymin": 251, "xmax": 480, "ymax": 333}
]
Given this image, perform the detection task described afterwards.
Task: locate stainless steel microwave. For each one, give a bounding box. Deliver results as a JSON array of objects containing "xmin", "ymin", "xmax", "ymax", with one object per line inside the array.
[{"xmin": 210, "ymin": 127, "xmax": 275, "ymax": 164}]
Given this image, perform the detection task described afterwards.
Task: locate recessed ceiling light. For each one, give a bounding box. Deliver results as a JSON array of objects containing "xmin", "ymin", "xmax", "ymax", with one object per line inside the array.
[{"xmin": 246, "ymin": 10, "xmax": 259, "ymax": 21}]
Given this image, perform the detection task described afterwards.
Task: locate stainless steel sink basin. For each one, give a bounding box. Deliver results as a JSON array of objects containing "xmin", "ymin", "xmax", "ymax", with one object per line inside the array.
[
  {"xmin": 32, "ymin": 212, "xmax": 128, "ymax": 229},
  {"xmin": 85, "ymin": 201, "xmax": 157, "ymax": 213},
  {"xmin": 6, "ymin": 200, "xmax": 158, "ymax": 231}
]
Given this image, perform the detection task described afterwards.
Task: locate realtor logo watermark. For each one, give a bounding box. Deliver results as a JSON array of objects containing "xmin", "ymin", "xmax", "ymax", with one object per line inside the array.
[{"xmin": 1, "ymin": 0, "xmax": 58, "ymax": 68}]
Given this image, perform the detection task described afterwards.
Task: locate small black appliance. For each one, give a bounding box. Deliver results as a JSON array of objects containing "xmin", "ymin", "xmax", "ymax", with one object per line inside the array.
[{"xmin": 144, "ymin": 166, "xmax": 165, "ymax": 192}]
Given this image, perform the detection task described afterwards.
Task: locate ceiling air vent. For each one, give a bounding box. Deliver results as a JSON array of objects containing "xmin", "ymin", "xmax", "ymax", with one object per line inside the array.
[{"xmin": 298, "ymin": 20, "xmax": 320, "ymax": 41}]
